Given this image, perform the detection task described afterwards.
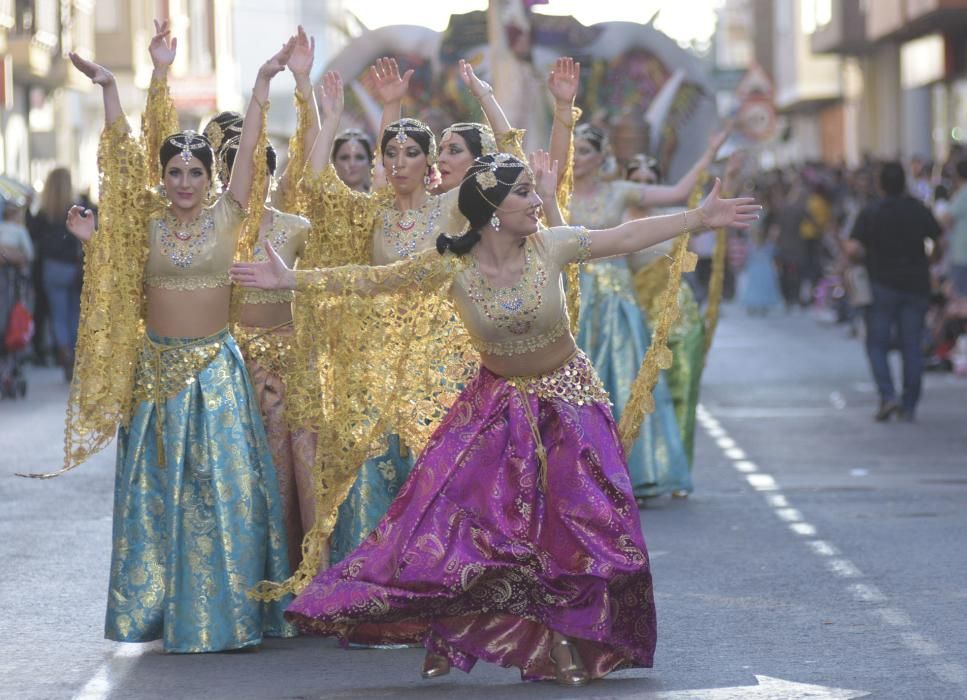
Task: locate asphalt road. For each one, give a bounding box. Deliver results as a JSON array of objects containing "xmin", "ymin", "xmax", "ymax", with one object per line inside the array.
[{"xmin": 2, "ymin": 306, "xmax": 965, "ymax": 700}]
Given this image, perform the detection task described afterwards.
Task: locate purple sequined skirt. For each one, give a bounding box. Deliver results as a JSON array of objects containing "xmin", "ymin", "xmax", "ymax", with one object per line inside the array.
[{"xmin": 286, "ymin": 351, "xmax": 656, "ymax": 681}]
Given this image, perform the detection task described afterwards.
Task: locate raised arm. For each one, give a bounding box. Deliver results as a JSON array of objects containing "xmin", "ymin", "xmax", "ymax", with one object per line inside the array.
[
  {"xmin": 637, "ymin": 128, "xmax": 730, "ymax": 208},
  {"xmin": 69, "ymin": 53, "xmax": 122, "ymax": 127},
  {"xmin": 276, "ymin": 26, "xmax": 318, "ymax": 209},
  {"xmin": 143, "ymin": 19, "xmax": 179, "ymax": 184},
  {"xmin": 362, "ymin": 58, "xmax": 411, "ymax": 148},
  {"xmin": 459, "ymin": 59, "xmax": 512, "ymax": 136},
  {"xmin": 306, "ymin": 71, "xmax": 345, "ymax": 175},
  {"xmin": 228, "ymin": 37, "xmax": 295, "ymax": 210},
  {"xmin": 531, "ymin": 150, "xmax": 564, "ymax": 227},
  {"xmin": 546, "ymin": 57, "xmax": 580, "ymax": 190},
  {"xmin": 588, "ymin": 178, "xmax": 758, "ymax": 261}
]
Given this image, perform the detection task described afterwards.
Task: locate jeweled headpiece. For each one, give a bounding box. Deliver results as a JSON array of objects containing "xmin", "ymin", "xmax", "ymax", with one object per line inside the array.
[
  {"xmin": 383, "ymin": 118, "xmax": 438, "ymax": 162},
  {"xmin": 166, "ymin": 130, "xmax": 210, "ymax": 165},
  {"xmin": 202, "ymin": 112, "xmax": 243, "ymax": 155},
  {"xmin": 468, "ymin": 153, "xmax": 528, "ymax": 192},
  {"xmin": 575, "ymin": 123, "xmax": 610, "ymax": 154},
  {"xmin": 441, "ymin": 122, "xmax": 498, "ymax": 156}
]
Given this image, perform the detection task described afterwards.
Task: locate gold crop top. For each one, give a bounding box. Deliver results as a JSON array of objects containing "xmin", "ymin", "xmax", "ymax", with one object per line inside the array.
[
  {"xmin": 568, "ymin": 180, "xmax": 643, "ymax": 230},
  {"xmin": 451, "ymin": 226, "xmax": 591, "ymax": 356},
  {"xmin": 144, "ymin": 194, "xmax": 245, "ymax": 290},
  {"xmin": 371, "ymin": 188, "xmax": 465, "ymax": 265},
  {"xmin": 238, "ymin": 207, "xmax": 310, "ymax": 304}
]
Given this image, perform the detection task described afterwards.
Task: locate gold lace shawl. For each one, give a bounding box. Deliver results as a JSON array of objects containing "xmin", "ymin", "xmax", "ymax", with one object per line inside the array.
[
  {"xmin": 617, "ymin": 173, "xmax": 704, "ymax": 453},
  {"xmin": 141, "ymin": 75, "xmax": 179, "ymax": 186},
  {"xmin": 20, "ymin": 118, "xmax": 159, "ymax": 478},
  {"xmin": 253, "ymin": 250, "xmax": 478, "ymax": 599}
]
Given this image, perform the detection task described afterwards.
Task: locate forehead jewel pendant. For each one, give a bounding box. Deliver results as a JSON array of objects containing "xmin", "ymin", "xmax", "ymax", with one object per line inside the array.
[{"xmin": 395, "ymin": 125, "xmax": 408, "ymax": 145}]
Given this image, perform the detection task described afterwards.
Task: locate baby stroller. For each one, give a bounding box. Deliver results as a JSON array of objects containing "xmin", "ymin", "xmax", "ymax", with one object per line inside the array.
[{"xmin": 0, "ymin": 265, "xmax": 33, "ymax": 399}]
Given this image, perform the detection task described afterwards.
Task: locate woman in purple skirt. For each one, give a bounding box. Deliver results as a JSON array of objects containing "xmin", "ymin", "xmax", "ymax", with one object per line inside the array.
[{"xmin": 232, "ymin": 153, "xmax": 758, "ymax": 686}]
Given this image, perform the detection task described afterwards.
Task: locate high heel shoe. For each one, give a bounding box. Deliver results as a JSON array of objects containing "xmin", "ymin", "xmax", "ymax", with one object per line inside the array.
[
  {"xmin": 421, "ymin": 652, "xmax": 450, "ymax": 679},
  {"xmin": 551, "ymin": 638, "xmax": 590, "ymax": 687}
]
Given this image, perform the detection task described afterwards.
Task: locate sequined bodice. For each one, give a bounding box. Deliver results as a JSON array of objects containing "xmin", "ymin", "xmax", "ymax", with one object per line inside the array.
[
  {"xmin": 451, "ymin": 226, "xmax": 591, "ymax": 356},
  {"xmin": 568, "ymin": 180, "xmax": 641, "ymax": 230},
  {"xmin": 239, "ymin": 208, "xmax": 310, "ymax": 304},
  {"xmin": 371, "ymin": 190, "xmax": 463, "ymax": 264},
  {"xmin": 145, "ymin": 194, "xmax": 245, "ymax": 290}
]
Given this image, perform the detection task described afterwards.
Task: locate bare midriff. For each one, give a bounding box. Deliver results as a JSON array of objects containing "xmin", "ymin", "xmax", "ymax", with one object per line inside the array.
[
  {"xmin": 478, "ymin": 333, "xmax": 578, "ymax": 379},
  {"xmin": 145, "ymin": 287, "xmax": 232, "ymax": 338},
  {"xmin": 237, "ymin": 301, "xmax": 293, "ymax": 329}
]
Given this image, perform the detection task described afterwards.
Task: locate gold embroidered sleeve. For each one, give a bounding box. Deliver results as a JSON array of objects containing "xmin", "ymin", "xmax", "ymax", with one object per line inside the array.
[
  {"xmin": 140, "ymin": 75, "xmax": 179, "ymax": 186},
  {"xmin": 22, "ymin": 117, "xmax": 152, "ymax": 478},
  {"xmin": 255, "ymin": 249, "xmax": 476, "ymax": 601},
  {"xmin": 555, "ymin": 107, "xmax": 582, "ymax": 334},
  {"xmin": 275, "ymin": 89, "xmax": 310, "ymax": 213},
  {"xmin": 617, "ymin": 173, "xmax": 704, "ymax": 453},
  {"xmin": 496, "ymin": 127, "xmax": 527, "ymax": 161}
]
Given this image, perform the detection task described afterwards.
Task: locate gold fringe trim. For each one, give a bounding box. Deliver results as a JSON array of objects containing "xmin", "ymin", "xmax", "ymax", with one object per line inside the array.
[
  {"xmin": 617, "ymin": 171, "xmax": 706, "ymax": 454},
  {"xmin": 703, "ymin": 227, "xmax": 728, "ymax": 357}
]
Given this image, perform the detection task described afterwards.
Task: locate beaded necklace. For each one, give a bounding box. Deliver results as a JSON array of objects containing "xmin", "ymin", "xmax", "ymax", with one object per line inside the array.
[
  {"xmin": 465, "ymin": 239, "xmax": 547, "ymax": 336},
  {"xmin": 157, "ymin": 208, "xmax": 215, "ymax": 268},
  {"xmin": 252, "ymin": 210, "xmax": 289, "ymax": 262},
  {"xmin": 380, "ymin": 195, "xmax": 443, "ymax": 260}
]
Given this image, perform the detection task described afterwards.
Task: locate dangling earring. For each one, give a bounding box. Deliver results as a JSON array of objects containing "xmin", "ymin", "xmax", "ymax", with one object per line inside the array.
[
  {"xmin": 490, "ymin": 213, "xmax": 500, "ymax": 231},
  {"xmin": 423, "ymin": 173, "xmax": 431, "ymax": 186},
  {"xmin": 158, "ymin": 184, "xmax": 169, "ymax": 202}
]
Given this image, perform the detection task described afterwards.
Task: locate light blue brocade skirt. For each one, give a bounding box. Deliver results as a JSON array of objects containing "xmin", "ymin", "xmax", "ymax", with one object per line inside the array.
[
  {"xmin": 329, "ymin": 434, "xmax": 415, "ymax": 564},
  {"xmin": 577, "ymin": 261, "xmax": 692, "ymax": 498},
  {"xmin": 105, "ymin": 328, "xmax": 295, "ymax": 652}
]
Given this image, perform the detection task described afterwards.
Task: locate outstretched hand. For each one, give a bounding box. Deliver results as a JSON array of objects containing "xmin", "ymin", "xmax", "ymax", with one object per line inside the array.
[
  {"xmin": 287, "ymin": 25, "xmax": 315, "ymax": 78},
  {"xmin": 459, "ymin": 59, "xmax": 493, "ymax": 99},
  {"xmin": 316, "ymin": 71, "xmax": 344, "ymax": 120},
  {"xmin": 698, "ymin": 178, "xmax": 759, "ymax": 230},
  {"xmin": 230, "ymin": 241, "xmax": 295, "ymax": 290},
  {"xmin": 364, "ymin": 57, "xmax": 413, "ymax": 105},
  {"xmin": 547, "ymin": 56, "xmax": 580, "ymax": 105},
  {"xmin": 528, "ymin": 150, "xmax": 559, "ymax": 203},
  {"xmin": 68, "ymin": 52, "xmax": 115, "ymax": 86},
  {"xmin": 149, "ymin": 19, "xmax": 177, "ymax": 70},
  {"xmin": 66, "ymin": 206, "xmax": 95, "ymax": 242}
]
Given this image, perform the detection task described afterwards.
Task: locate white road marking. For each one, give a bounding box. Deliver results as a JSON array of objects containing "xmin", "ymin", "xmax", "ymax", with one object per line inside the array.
[
  {"xmin": 698, "ymin": 403, "xmax": 966, "ymax": 693},
  {"xmin": 806, "ymin": 540, "xmax": 839, "ymax": 557},
  {"xmin": 774, "ymin": 507, "xmax": 804, "ymax": 523},
  {"xmin": 826, "ymin": 559, "xmax": 863, "ymax": 578},
  {"xmin": 873, "ymin": 607, "xmax": 913, "ymax": 627},
  {"xmin": 765, "ymin": 494, "xmax": 788, "ymax": 508},
  {"xmin": 73, "ymin": 643, "xmax": 156, "ymax": 700},
  {"xmin": 746, "ymin": 474, "xmax": 778, "ymax": 491},
  {"xmin": 848, "ymin": 583, "xmax": 887, "ymax": 603},
  {"xmin": 645, "ymin": 674, "xmax": 868, "ymax": 699}
]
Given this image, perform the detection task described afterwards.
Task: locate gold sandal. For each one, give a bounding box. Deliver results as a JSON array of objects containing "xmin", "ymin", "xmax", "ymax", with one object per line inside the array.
[{"xmin": 421, "ymin": 652, "xmax": 451, "ymax": 679}]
